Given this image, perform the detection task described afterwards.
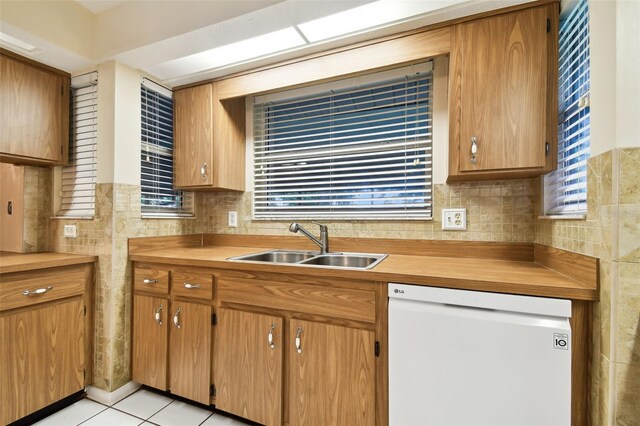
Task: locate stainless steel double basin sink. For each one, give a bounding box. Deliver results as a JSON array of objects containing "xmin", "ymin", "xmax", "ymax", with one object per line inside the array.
[{"xmin": 228, "ymin": 249, "xmax": 387, "ymax": 270}]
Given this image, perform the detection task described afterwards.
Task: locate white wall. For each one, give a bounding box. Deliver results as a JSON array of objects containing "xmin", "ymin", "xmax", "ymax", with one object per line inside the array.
[
  {"xmin": 96, "ymin": 61, "xmax": 141, "ymax": 185},
  {"xmin": 590, "ymin": 0, "xmax": 640, "ymax": 157}
]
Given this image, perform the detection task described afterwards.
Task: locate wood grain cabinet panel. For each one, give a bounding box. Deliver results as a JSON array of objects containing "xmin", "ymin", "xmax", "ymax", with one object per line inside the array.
[
  {"xmin": 132, "ymin": 295, "xmax": 169, "ymax": 391},
  {"xmin": 169, "ymin": 300, "xmax": 211, "ymax": 404},
  {"xmin": 289, "ymin": 319, "xmax": 376, "ymax": 426},
  {"xmin": 0, "ymin": 298, "xmax": 84, "ymax": 425},
  {"xmin": 0, "ymin": 51, "xmax": 69, "ymax": 165},
  {"xmin": 173, "ymin": 82, "xmax": 245, "ymax": 191},
  {"xmin": 448, "ymin": 4, "xmax": 558, "ymax": 180},
  {"xmin": 214, "ymin": 308, "xmax": 283, "ymax": 426}
]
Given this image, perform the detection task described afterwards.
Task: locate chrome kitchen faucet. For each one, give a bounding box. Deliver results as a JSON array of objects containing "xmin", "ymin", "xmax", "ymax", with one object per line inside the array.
[{"xmin": 289, "ymin": 222, "xmax": 329, "ymax": 254}]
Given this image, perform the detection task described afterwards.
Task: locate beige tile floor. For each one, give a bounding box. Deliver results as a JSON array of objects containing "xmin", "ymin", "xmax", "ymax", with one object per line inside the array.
[{"xmin": 33, "ymin": 389, "xmax": 252, "ymax": 426}]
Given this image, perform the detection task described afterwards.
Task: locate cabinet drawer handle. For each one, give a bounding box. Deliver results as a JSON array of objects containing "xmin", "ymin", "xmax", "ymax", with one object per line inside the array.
[
  {"xmin": 173, "ymin": 308, "xmax": 182, "ymax": 329},
  {"xmin": 155, "ymin": 305, "xmax": 163, "ymax": 326},
  {"xmin": 200, "ymin": 163, "xmax": 208, "ymax": 181},
  {"xmin": 183, "ymin": 282, "xmax": 200, "ymax": 289},
  {"xmin": 143, "ymin": 279, "xmax": 159, "ymax": 285},
  {"xmin": 22, "ymin": 286, "xmax": 53, "ymax": 296},
  {"xmin": 295, "ymin": 326, "xmax": 303, "ymax": 354},
  {"xmin": 470, "ymin": 136, "xmax": 478, "ymax": 165},
  {"xmin": 268, "ymin": 323, "xmax": 276, "ymax": 350}
]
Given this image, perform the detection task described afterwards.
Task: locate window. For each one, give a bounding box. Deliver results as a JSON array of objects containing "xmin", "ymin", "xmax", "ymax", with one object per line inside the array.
[
  {"xmin": 140, "ymin": 78, "xmax": 193, "ymax": 217},
  {"xmin": 544, "ymin": 0, "xmax": 590, "ymax": 215},
  {"xmin": 58, "ymin": 72, "xmax": 98, "ymax": 217},
  {"xmin": 252, "ymin": 63, "xmax": 433, "ymax": 220}
]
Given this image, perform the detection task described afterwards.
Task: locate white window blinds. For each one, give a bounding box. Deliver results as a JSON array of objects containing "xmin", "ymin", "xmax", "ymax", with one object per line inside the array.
[
  {"xmin": 253, "ymin": 63, "xmax": 433, "ymax": 220},
  {"xmin": 140, "ymin": 78, "xmax": 193, "ymax": 217},
  {"xmin": 544, "ymin": 0, "xmax": 590, "ymax": 215},
  {"xmin": 58, "ymin": 72, "xmax": 98, "ymax": 217}
]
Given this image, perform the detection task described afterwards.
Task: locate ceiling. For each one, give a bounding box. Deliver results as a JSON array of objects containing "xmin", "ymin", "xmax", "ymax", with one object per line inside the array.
[
  {"xmin": 0, "ymin": 0, "xmax": 534, "ymax": 87},
  {"xmin": 76, "ymin": 0, "xmax": 128, "ymax": 14}
]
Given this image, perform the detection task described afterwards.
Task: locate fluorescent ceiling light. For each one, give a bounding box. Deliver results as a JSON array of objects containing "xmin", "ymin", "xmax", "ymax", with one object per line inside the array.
[
  {"xmin": 146, "ymin": 27, "xmax": 306, "ymax": 79},
  {"xmin": 297, "ymin": 0, "xmax": 468, "ymax": 42},
  {"xmin": 0, "ymin": 32, "xmax": 37, "ymax": 52}
]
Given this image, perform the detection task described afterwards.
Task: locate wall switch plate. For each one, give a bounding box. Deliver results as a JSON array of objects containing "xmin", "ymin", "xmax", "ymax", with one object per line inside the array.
[
  {"xmin": 63, "ymin": 224, "xmax": 77, "ymax": 238},
  {"xmin": 442, "ymin": 208, "xmax": 467, "ymax": 231},
  {"xmin": 228, "ymin": 211, "xmax": 238, "ymax": 227}
]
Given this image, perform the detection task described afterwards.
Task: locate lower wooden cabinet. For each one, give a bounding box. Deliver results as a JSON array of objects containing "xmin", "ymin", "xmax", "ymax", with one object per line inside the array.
[
  {"xmin": 0, "ymin": 262, "xmax": 94, "ymax": 425},
  {"xmin": 132, "ymin": 267, "xmax": 213, "ymax": 405},
  {"xmin": 288, "ymin": 320, "xmax": 376, "ymax": 426},
  {"xmin": 214, "ymin": 308, "xmax": 283, "ymax": 425},
  {"xmin": 132, "ymin": 295, "xmax": 169, "ymax": 390},
  {"xmin": 169, "ymin": 301, "xmax": 211, "ymax": 404},
  {"xmin": 131, "ymin": 265, "xmax": 379, "ymax": 426}
]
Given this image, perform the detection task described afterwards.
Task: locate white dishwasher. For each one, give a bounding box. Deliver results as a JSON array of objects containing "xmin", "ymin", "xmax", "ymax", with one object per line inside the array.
[{"xmin": 388, "ymin": 283, "xmax": 572, "ymax": 426}]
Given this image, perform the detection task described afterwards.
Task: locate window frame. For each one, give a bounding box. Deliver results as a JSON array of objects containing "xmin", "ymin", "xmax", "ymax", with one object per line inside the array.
[
  {"xmin": 542, "ymin": 0, "xmax": 590, "ymax": 217},
  {"xmin": 251, "ymin": 63, "xmax": 434, "ymax": 221},
  {"xmin": 54, "ymin": 71, "xmax": 98, "ymax": 219},
  {"xmin": 140, "ymin": 78, "xmax": 194, "ymax": 218}
]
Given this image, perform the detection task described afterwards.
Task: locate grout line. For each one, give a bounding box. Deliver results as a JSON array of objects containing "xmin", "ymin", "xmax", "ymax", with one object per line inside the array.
[
  {"xmin": 145, "ymin": 400, "xmax": 176, "ymax": 421},
  {"xmin": 75, "ymin": 404, "xmax": 110, "ymax": 425},
  {"xmin": 109, "ymin": 406, "xmax": 150, "ymax": 422},
  {"xmin": 197, "ymin": 412, "xmax": 214, "ymax": 426}
]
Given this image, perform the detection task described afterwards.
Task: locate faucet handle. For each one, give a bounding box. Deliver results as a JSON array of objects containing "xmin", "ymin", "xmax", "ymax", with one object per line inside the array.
[{"xmin": 312, "ymin": 221, "xmax": 328, "ymax": 231}]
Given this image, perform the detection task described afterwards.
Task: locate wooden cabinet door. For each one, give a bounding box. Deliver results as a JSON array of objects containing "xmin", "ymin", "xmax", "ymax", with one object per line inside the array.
[
  {"xmin": 173, "ymin": 84, "xmax": 213, "ymax": 188},
  {"xmin": 132, "ymin": 295, "xmax": 169, "ymax": 390},
  {"xmin": 214, "ymin": 308, "xmax": 283, "ymax": 426},
  {"xmin": 453, "ymin": 6, "xmax": 549, "ymax": 173},
  {"xmin": 289, "ymin": 320, "xmax": 375, "ymax": 426},
  {"xmin": 0, "ymin": 54, "xmax": 68, "ymax": 164},
  {"xmin": 0, "ymin": 298, "xmax": 84, "ymax": 425},
  {"xmin": 169, "ymin": 301, "xmax": 211, "ymax": 404}
]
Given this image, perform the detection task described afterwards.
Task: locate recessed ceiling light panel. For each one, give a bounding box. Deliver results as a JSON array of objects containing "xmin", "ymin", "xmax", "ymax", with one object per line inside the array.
[
  {"xmin": 146, "ymin": 27, "xmax": 306, "ymax": 80},
  {"xmin": 297, "ymin": 0, "xmax": 468, "ymax": 42},
  {"xmin": 0, "ymin": 32, "xmax": 38, "ymax": 53}
]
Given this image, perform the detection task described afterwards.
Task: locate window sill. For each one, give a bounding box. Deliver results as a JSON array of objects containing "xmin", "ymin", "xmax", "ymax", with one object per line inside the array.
[
  {"xmin": 50, "ymin": 216, "xmax": 95, "ymax": 220},
  {"xmin": 537, "ymin": 214, "xmax": 587, "ymax": 221},
  {"xmin": 141, "ymin": 214, "xmax": 196, "ymax": 220}
]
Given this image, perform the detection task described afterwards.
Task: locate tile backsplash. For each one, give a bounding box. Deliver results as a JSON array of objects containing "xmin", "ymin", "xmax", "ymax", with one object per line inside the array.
[{"xmin": 197, "ymin": 179, "xmax": 536, "ymax": 242}]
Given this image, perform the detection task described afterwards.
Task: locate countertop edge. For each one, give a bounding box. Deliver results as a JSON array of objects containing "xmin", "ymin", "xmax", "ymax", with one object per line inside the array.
[
  {"xmin": 129, "ymin": 249, "xmax": 599, "ymax": 301},
  {"xmin": 0, "ymin": 253, "xmax": 98, "ymax": 274}
]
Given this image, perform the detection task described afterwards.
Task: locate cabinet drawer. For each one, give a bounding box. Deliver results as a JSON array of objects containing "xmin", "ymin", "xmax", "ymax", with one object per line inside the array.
[
  {"xmin": 0, "ymin": 265, "xmax": 85, "ymax": 311},
  {"xmin": 134, "ymin": 268, "xmax": 169, "ymax": 295},
  {"xmin": 172, "ymin": 272, "xmax": 213, "ymax": 300},
  {"xmin": 217, "ymin": 278, "xmax": 376, "ymax": 323}
]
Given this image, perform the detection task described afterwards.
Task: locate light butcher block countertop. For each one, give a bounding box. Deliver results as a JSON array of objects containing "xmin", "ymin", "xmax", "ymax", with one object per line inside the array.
[
  {"xmin": 129, "ymin": 244, "xmax": 599, "ymax": 301},
  {"xmin": 0, "ymin": 252, "xmax": 98, "ymax": 274}
]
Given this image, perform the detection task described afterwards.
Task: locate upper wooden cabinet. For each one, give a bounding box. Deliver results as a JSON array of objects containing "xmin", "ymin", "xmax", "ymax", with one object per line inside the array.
[
  {"xmin": 173, "ymin": 82, "xmax": 245, "ymax": 190},
  {"xmin": 448, "ymin": 4, "xmax": 558, "ymax": 181},
  {"xmin": 0, "ymin": 50, "xmax": 70, "ymax": 166}
]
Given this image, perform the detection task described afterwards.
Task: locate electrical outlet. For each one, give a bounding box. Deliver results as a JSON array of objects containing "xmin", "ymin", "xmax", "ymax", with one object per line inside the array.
[
  {"xmin": 228, "ymin": 211, "xmax": 238, "ymax": 227},
  {"xmin": 442, "ymin": 208, "xmax": 466, "ymax": 231},
  {"xmin": 63, "ymin": 224, "xmax": 77, "ymax": 238}
]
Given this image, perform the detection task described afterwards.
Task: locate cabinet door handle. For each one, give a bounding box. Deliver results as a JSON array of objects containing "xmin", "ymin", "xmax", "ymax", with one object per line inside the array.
[
  {"xmin": 173, "ymin": 308, "xmax": 182, "ymax": 329},
  {"xmin": 470, "ymin": 136, "xmax": 478, "ymax": 165},
  {"xmin": 143, "ymin": 278, "xmax": 158, "ymax": 285},
  {"xmin": 268, "ymin": 323, "xmax": 276, "ymax": 350},
  {"xmin": 295, "ymin": 326, "xmax": 303, "ymax": 354},
  {"xmin": 200, "ymin": 163, "xmax": 208, "ymax": 181},
  {"xmin": 22, "ymin": 286, "xmax": 53, "ymax": 296},
  {"xmin": 183, "ymin": 282, "xmax": 200, "ymax": 289},
  {"xmin": 154, "ymin": 305, "xmax": 163, "ymax": 326}
]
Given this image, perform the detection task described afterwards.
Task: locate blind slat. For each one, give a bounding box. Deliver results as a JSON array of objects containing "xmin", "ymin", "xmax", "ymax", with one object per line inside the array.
[{"xmin": 254, "ymin": 65, "xmax": 433, "ymax": 220}]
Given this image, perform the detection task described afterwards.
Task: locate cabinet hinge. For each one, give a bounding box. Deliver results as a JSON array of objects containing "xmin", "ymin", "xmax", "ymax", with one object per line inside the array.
[
  {"xmin": 210, "ymin": 384, "xmax": 216, "ymax": 397},
  {"xmin": 211, "ymin": 313, "xmax": 217, "ymax": 326},
  {"xmin": 545, "ymin": 142, "xmax": 550, "ymax": 157},
  {"xmin": 374, "ymin": 341, "xmax": 380, "ymax": 357},
  {"xmin": 547, "ymin": 18, "xmax": 551, "ymax": 33}
]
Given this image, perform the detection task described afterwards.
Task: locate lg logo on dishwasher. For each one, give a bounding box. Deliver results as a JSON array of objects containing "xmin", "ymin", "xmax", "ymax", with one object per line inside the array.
[{"xmin": 553, "ymin": 333, "xmax": 569, "ymax": 350}]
